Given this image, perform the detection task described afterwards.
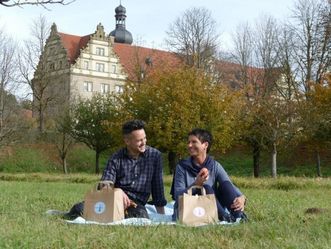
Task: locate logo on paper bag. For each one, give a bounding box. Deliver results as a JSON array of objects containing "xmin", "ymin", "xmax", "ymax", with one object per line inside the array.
[
  {"xmin": 193, "ymin": 207, "xmax": 206, "ymax": 217},
  {"xmin": 94, "ymin": 201, "xmax": 106, "ymax": 214}
]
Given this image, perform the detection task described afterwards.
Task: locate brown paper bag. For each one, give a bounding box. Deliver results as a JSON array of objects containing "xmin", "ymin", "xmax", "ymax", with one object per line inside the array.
[
  {"xmin": 83, "ymin": 182, "xmax": 124, "ymax": 223},
  {"xmin": 178, "ymin": 185, "xmax": 218, "ymax": 226}
]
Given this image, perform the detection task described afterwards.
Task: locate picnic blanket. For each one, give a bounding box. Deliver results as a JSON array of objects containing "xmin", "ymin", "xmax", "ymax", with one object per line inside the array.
[{"xmin": 46, "ymin": 202, "xmax": 239, "ymax": 226}]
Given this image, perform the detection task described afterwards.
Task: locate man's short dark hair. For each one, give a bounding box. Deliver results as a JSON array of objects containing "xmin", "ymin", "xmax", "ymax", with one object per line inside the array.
[
  {"xmin": 122, "ymin": 119, "xmax": 145, "ymax": 135},
  {"xmin": 188, "ymin": 128, "xmax": 213, "ymax": 153}
]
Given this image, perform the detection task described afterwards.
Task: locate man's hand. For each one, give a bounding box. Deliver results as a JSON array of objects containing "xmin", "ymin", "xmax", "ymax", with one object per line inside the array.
[
  {"xmin": 231, "ymin": 195, "xmax": 246, "ymax": 211},
  {"xmin": 194, "ymin": 168, "xmax": 209, "ymax": 186},
  {"xmin": 121, "ymin": 190, "xmax": 131, "ymax": 209}
]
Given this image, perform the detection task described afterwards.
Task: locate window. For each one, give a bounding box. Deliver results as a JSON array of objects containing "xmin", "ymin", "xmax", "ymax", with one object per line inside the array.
[
  {"xmin": 115, "ymin": 85, "xmax": 124, "ymax": 94},
  {"xmin": 96, "ymin": 63, "xmax": 105, "ymax": 72},
  {"xmin": 83, "ymin": 61, "xmax": 89, "ymax": 70},
  {"xmin": 112, "ymin": 65, "xmax": 116, "ymax": 73},
  {"xmin": 83, "ymin": 81, "xmax": 93, "ymax": 92},
  {"xmin": 96, "ymin": 47, "xmax": 105, "ymax": 56},
  {"xmin": 101, "ymin": 83, "xmax": 109, "ymax": 93}
]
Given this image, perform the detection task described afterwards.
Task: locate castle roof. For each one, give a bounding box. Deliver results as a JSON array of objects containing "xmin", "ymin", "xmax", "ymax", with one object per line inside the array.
[{"xmin": 57, "ymin": 32, "xmax": 181, "ymax": 81}]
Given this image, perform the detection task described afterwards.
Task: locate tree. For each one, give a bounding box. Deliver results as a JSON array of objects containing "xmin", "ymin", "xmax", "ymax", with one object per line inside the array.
[
  {"xmin": 231, "ymin": 16, "xmax": 286, "ymax": 177},
  {"xmin": 0, "ymin": 0, "xmax": 74, "ymax": 8},
  {"xmin": 231, "ymin": 22, "xmax": 254, "ymax": 94},
  {"xmin": 165, "ymin": 7, "xmax": 220, "ymax": 72},
  {"xmin": 70, "ymin": 94, "xmax": 119, "ymax": 174},
  {"xmin": 48, "ymin": 107, "xmax": 75, "ymax": 174},
  {"xmin": 19, "ymin": 15, "xmax": 52, "ymax": 133},
  {"xmin": 301, "ymin": 73, "xmax": 331, "ymax": 176},
  {"xmin": 0, "ymin": 29, "xmax": 22, "ymax": 146},
  {"xmin": 118, "ymin": 67, "xmax": 245, "ymax": 173},
  {"xmin": 290, "ymin": 0, "xmax": 331, "ymax": 95}
]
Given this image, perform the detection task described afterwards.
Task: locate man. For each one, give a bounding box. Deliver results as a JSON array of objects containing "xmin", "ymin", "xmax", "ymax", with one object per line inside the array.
[{"xmin": 100, "ymin": 119, "xmax": 166, "ymax": 218}]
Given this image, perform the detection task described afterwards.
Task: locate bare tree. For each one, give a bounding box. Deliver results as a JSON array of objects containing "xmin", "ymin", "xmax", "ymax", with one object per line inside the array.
[
  {"xmin": 0, "ymin": 29, "xmax": 22, "ymax": 146},
  {"xmin": 19, "ymin": 15, "xmax": 52, "ymax": 133},
  {"xmin": 0, "ymin": 0, "xmax": 74, "ymax": 9},
  {"xmin": 48, "ymin": 107, "xmax": 75, "ymax": 174},
  {"xmin": 231, "ymin": 22, "xmax": 254, "ymax": 91},
  {"xmin": 290, "ymin": 0, "xmax": 331, "ymax": 95},
  {"xmin": 165, "ymin": 7, "xmax": 220, "ymax": 71}
]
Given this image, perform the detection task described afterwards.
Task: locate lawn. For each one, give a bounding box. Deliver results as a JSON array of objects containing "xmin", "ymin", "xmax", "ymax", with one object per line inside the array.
[{"xmin": 0, "ymin": 174, "xmax": 330, "ymax": 249}]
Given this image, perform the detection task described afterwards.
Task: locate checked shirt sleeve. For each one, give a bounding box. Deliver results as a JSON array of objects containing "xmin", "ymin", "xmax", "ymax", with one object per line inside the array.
[
  {"xmin": 150, "ymin": 151, "xmax": 167, "ymax": 207},
  {"xmin": 100, "ymin": 157, "xmax": 117, "ymax": 183}
]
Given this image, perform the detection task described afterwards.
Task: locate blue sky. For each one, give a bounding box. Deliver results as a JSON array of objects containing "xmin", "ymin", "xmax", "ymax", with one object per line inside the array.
[{"xmin": 1, "ymin": 0, "xmax": 296, "ymax": 50}]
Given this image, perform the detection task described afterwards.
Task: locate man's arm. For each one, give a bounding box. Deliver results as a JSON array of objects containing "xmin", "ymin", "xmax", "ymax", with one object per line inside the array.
[
  {"xmin": 100, "ymin": 157, "xmax": 116, "ymax": 182},
  {"xmin": 150, "ymin": 151, "xmax": 167, "ymax": 210}
]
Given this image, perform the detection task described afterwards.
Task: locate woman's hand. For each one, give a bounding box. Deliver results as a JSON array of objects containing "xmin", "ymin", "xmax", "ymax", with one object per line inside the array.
[
  {"xmin": 231, "ymin": 195, "xmax": 246, "ymax": 211},
  {"xmin": 194, "ymin": 168, "xmax": 209, "ymax": 186}
]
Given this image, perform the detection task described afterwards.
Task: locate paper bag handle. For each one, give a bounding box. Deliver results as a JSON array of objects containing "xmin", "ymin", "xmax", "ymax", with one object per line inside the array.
[
  {"xmin": 187, "ymin": 185, "xmax": 207, "ymax": 196},
  {"xmin": 97, "ymin": 180, "xmax": 114, "ymax": 191}
]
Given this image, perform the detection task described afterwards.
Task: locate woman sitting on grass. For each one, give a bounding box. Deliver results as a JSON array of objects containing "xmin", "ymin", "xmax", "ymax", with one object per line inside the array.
[{"xmin": 171, "ymin": 128, "xmax": 247, "ymax": 222}]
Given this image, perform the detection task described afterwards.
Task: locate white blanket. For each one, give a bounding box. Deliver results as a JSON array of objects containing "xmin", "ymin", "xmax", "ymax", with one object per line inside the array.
[{"xmin": 46, "ymin": 202, "xmax": 238, "ymax": 226}]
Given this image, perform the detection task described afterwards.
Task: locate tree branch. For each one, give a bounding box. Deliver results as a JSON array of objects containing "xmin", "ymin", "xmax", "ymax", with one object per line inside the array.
[{"xmin": 0, "ymin": 0, "xmax": 75, "ymax": 9}]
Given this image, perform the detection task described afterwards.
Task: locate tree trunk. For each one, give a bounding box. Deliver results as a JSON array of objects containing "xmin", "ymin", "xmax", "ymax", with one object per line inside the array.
[
  {"xmin": 95, "ymin": 151, "xmax": 100, "ymax": 174},
  {"xmin": 253, "ymin": 142, "xmax": 260, "ymax": 178},
  {"xmin": 168, "ymin": 151, "xmax": 177, "ymax": 175},
  {"xmin": 62, "ymin": 156, "xmax": 68, "ymax": 174},
  {"xmin": 39, "ymin": 109, "xmax": 44, "ymax": 133},
  {"xmin": 315, "ymin": 149, "xmax": 321, "ymax": 177},
  {"xmin": 271, "ymin": 142, "xmax": 277, "ymax": 178}
]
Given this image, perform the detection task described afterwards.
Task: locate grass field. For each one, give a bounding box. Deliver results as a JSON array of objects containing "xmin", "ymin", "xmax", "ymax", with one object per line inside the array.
[{"xmin": 0, "ymin": 174, "xmax": 330, "ymax": 249}]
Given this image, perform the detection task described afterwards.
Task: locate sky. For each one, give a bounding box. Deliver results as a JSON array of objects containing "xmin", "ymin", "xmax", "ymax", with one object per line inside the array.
[{"xmin": 0, "ymin": 0, "xmax": 297, "ymax": 51}]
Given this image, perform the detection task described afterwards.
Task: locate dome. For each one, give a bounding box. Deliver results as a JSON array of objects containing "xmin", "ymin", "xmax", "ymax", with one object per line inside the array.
[
  {"xmin": 110, "ymin": 28, "xmax": 133, "ymax": 44},
  {"xmin": 115, "ymin": 4, "xmax": 126, "ymax": 14}
]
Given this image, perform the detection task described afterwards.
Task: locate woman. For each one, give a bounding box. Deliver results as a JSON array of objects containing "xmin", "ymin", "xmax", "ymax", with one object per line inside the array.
[{"xmin": 171, "ymin": 128, "xmax": 247, "ymax": 222}]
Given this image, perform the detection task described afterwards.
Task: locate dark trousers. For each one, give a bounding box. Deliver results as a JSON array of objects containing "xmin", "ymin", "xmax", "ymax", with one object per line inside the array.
[
  {"xmin": 125, "ymin": 203, "xmax": 149, "ymax": 219},
  {"xmin": 66, "ymin": 201, "xmax": 149, "ymax": 220},
  {"xmin": 192, "ymin": 182, "xmax": 244, "ymax": 221}
]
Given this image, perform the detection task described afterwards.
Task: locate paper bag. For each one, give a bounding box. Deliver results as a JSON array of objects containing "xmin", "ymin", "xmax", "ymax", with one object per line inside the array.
[
  {"xmin": 178, "ymin": 185, "xmax": 218, "ymax": 226},
  {"xmin": 83, "ymin": 182, "xmax": 124, "ymax": 223}
]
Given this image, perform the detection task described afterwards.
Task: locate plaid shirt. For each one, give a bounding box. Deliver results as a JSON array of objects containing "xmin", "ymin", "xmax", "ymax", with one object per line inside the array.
[{"xmin": 100, "ymin": 146, "xmax": 167, "ymax": 207}]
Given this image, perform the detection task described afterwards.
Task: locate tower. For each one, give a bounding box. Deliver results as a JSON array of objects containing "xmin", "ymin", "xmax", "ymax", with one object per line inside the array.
[{"xmin": 109, "ymin": 3, "xmax": 133, "ymax": 44}]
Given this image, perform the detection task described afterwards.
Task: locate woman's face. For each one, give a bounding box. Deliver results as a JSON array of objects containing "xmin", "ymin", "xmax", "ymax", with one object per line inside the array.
[{"xmin": 187, "ymin": 135, "xmax": 208, "ymax": 157}]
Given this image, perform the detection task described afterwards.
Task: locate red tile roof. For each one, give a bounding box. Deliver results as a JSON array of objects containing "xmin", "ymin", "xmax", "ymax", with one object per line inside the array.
[
  {"xmin": 58, "ymin": 32, "xmax": 181, "ymax": 81},
  {"xmin": 57, "ymin": 31, "xmax": 270, "ymax": 88},
  {"xmin": 58, "ymin": 32, "xmax": 90, "ymax": 63},
  {"xmin": 113, "ymin": 43, "xmax": 181, "ymax": 81}
]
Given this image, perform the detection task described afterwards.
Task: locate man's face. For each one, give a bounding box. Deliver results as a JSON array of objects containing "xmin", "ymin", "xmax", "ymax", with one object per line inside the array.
[
  {"xmin": 124, "ymin": 129, "xmax": 147, "ymax": 155},
  {"xmin": 187, "ymin": 135, "xmax": 208, "ymax": 157}
]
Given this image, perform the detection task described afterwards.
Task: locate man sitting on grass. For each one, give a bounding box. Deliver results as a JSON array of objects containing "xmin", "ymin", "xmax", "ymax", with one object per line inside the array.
[
  {"xmin": 67, "ymin": 120, "xmax": 166, "ymax": 219},
  {"xmin": 99, "ymin": 119, "xmax": 167, "ymax": 218}
]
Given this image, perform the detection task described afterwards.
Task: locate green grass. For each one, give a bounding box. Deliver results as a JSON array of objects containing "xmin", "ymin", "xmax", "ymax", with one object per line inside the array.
[{"xmin": 0, "ymin": 174, "xmax": 330, "ymax": 249}]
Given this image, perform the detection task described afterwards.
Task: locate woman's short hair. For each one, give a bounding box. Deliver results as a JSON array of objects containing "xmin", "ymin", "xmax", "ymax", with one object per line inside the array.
[{"xmin": 188, "ymin": 128, "xmax": 213, "ymax": 152}]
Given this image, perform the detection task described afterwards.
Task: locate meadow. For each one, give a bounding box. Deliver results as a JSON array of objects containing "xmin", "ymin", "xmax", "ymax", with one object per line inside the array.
[{"xmin": 0, "ymin": 174, "xmax": 330, "ymax": 249}]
